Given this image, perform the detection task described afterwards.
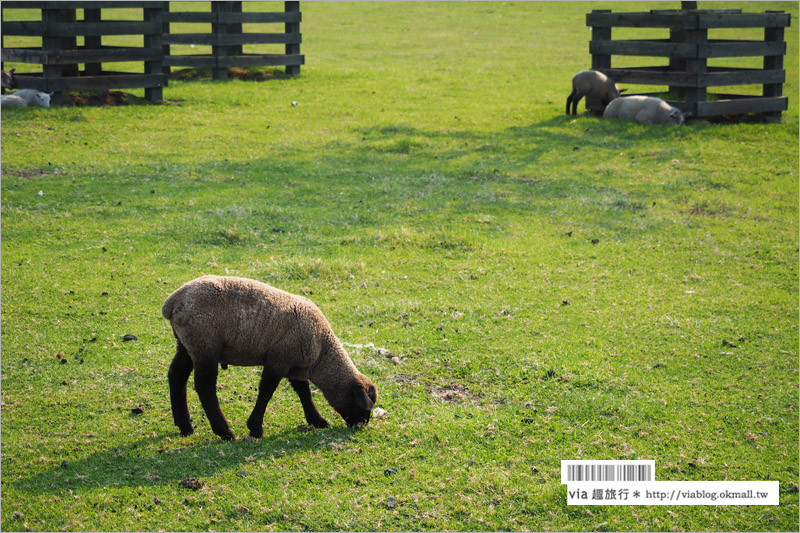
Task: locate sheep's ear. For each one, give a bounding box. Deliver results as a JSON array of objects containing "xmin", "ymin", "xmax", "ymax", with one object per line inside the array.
[
  {"xmin": 10, "ymin": 69, "xmax": 15, "ymax": 74},
  {"xmin": 352, "ymin": 383, "xmax": 374, "ymax": 412},
  {"xmin": 620, "ymin": 88, "xmax": 628, "ymax": 93}
]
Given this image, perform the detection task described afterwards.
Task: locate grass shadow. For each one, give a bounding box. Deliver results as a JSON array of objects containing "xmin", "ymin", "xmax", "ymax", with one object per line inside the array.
[
  {"xmin": 8, "ymin": 425, "xmax": 359, "ymax": 496},
  {"xmin": 353, "ymin": 113, "xmax": 693, "ymax": 170}
]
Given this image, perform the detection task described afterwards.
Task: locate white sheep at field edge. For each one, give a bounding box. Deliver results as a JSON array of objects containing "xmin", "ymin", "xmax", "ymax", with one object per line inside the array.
[
  {"xmin": 603, "ymin": 95, "xmax": 685, "ymax": 125},
  {"xmin": 1, "ymin": 94, "xmax": 26, "ymax": 108},
  {"xmin": 11, "ymin": 89, "xmax": 51, "ymax": 107}
]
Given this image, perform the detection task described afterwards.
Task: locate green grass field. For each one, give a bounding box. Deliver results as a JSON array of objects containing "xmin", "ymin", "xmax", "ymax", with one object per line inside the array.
[{"xmin": 1, "ymin": 2, "xmax": 798, "ymax": 531}]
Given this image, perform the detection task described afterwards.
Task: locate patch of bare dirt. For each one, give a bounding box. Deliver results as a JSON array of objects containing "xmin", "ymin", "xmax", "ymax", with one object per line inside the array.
[
  {"xmin": 66, "ymin": 90, "xmax": 151, "ymax": 107},
  {"xmin": 389, "ymin": 373, "xmax": 480, "ymax": 404},
  {"xmin": 168, "ymin": 67, "xmax": 291, "ymax": 82},
  {"xmin": 390, "ymin": 373, "xmax": 420, "ymax": 387},
  {"xmin": 178, "ymin": 478, "xmax": 203, "ymax": 490},
  {"xmin": 706, "ymin": 112, "xmax": 778, "ymax": 124},
  {"xmin": 427, "ymin": 382, "xmax": 480, "ymax": 404},
  {"xmin": 5, "ymin": 169, "xmax": 63, "ymax": 180}
]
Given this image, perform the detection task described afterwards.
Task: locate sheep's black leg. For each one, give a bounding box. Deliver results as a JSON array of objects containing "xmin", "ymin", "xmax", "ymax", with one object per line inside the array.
[
  {"xmin": 289, "ymin": 379, "xmax": 330, "ymax": 429},
  {"xmin": 246, "ymin": 371, "xmax": 281, "ymax": 438},
  {"xmin": 570, "ymin": 93, "xmax": 582, "ymax": 115},
  {"xmin": 193, "ymin": 359, "xmax": 234, "ymax": 440},
  {"xmin": 168, "ymin": 340, "xmax": 194, "ymax": 436}
]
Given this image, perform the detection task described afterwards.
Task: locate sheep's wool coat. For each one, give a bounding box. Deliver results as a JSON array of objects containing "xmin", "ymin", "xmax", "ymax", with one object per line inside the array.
[
  {"xmin": 1, "ymin": 95, "xmax": 26, "ymax": 108},
  {"xmin": 572, "ymin": 70, "xmax": 619, "ymax": 101},
  {"xmin": 603, "ymin": 95, "xmax": 683, "ymax": 125},
  {"xmin": 162, "ymin": 275, "xmax": 359, "ymax": 383},
  {"xmin": 11, "ymin": 89, "xmax": 50, "ymax": 107}
]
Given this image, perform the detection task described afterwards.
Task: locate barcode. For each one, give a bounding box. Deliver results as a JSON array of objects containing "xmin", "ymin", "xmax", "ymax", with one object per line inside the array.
[
  {"xmin": 561, "ymin": 460, "xmax": 655, "ymax": 484},
  {"xmin": 567, "ymin": 464, "xmax": 652, "ymax": 482}
]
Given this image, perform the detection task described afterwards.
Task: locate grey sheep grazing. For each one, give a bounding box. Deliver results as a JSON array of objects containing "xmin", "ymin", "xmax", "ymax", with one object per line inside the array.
[
  {"xmin": 162, "ymin": 275, "xmax": 378, "ymax": 440},
  {"xmin": 566, "ymin": 70, "xmax": 622, "ymax": 115},
  {"xmin": 1, "ymin": 68, "xmax": 16, "ymax": 94},
  {"xmin": 1, "ymin": 94, "xmax": 26, "ymax": 108},
  {"xmin": 603, "ymin": 95, "xmax": 685, "ymax": 125},
  {"xmin": 12, "ymin": 89, "xmax": 51, "ymax": 108}
]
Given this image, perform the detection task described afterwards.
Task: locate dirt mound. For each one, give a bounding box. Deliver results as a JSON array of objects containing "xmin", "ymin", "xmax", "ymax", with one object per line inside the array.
[
  {"xmin": 168, "ymin": 67, "xmax": 291, "ymax": 81},
  {"xmin": 66, "ymin": 90, "xmax": 150, "ymax": 107},
  {"xmin": 706, "ymin": 112, "xmax": 778, "ymax": 124}
]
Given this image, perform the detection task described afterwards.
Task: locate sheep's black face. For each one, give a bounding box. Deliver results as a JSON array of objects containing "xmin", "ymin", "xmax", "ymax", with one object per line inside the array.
[{"xmin": 342, "ymin": 377, "xmax": 377, "ymax": 428}]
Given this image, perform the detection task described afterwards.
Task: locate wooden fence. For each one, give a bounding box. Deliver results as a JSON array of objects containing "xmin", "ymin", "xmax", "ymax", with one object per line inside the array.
[
  {"xmin": 1, "ymin": 1, "xmax": 166, "ymax": 105},
  {"xmin": 163, "ymin": 1, "xmax": 303, "ymax": 80},
  {"xmin": 1, "ymin": 1, "xmax": 303, "ymax": 104},
  {"xmin": 585, "ymin": 7, "xmax": 790, "ymax": 118}
]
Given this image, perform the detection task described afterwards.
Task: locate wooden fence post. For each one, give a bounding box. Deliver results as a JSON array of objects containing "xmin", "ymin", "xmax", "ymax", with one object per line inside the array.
[
  {"xmin": 285, "ymin": 1, "xmax": 301, "ymax": 76},
  {"xmin": 683, "ymin": 20, "xmax": 708, "ymax": 116},
  {"xmin": 84, "ymin": 7, "xmax": 103, "ymax": 77},
  {"xmin": 763, "ymin": 12, "xmax": 785, "ymax": 100},
  {"xmin": 212, "ymin": 1, "xmax": 229, "ymax": 80},
  {"xmin": 668, "ymin": 28, "xmax": 685, "ymax": 99},
  {"xmin": 162, "ymin": 1, "xmax": 171, "ymax": 75},
  {"xmin": 229, "ymin": 1, "xmax": 243, "ymax": 57},
  {"xmin": 1, "ymin": 4, "xmax": 5, "ymax": 72},
  {"xmin": 589, "ymin": 10, "xmax": 612, "ymax": 70},
  {"xmin": 58, "ymin": 8, "xmax": 80, "ymax": 78},
  {"xmin": 144, "ymin": 4, "xmax": 164, "ymax": 102},
  {"xmin": 42, "ymin": 6, "xmax": 63, "ymax": 104}
]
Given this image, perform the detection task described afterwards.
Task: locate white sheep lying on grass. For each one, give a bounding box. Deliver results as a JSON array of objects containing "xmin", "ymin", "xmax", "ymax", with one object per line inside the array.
[
  {"xmin": 603, "ymin": 95, "xmax": 685, "ymax": 125},
  {"xmin": 162, "ymin": 275, "xmax": 378, "ymax": 440},
  {"xmin": 566, "ymin": 70, "xmax": 623, "ymax": 115},
  {"xmin": 11, "ymin": 89, "xmax": 51, "ymax": 107},
  {"xmin": 1, "ymin": 94, "xmax": 26, "ymax": 108}
]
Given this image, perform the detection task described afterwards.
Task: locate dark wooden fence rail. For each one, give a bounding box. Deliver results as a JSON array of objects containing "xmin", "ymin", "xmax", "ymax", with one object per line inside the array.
[
  {"xmin": 1, "ymin": 1, "xmax": 166, "ymax": 105},
  {"xmin": 163, "ymin": 1, "xmax": 303, "ymax": 80},
  {"xmin": 586, "ymin": 7, "xmax": 790, "ymax": 118}
]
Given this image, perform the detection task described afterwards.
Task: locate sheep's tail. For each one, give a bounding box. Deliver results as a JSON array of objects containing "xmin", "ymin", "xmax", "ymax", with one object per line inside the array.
[
  {"xmin": 161, "ymin": 287, "xmax": 183, "ymax": 320},
  {"xmin": 162, "ymin": 276, "xmax": 214, "ymax": 320}
]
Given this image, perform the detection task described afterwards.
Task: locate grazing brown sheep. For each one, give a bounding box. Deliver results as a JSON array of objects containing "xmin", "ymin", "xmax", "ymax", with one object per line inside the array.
[
  {"xmin": 566, "ymin": 70, "xmax": 623, "ymax": 115},
  {"xmin": 162, "ymin": 275, "xmax": 377, "ymax": 440}
]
